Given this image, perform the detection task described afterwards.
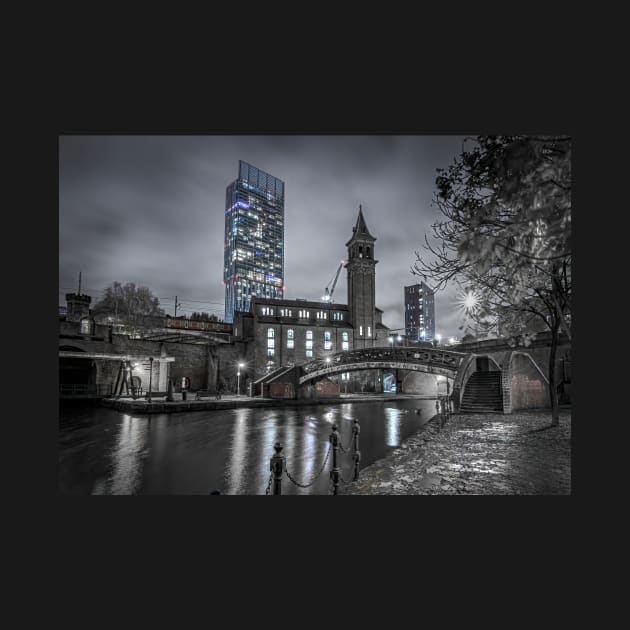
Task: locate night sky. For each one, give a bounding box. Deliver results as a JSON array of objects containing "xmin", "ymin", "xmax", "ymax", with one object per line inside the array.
[{"xmin": 59, "ymin": 135, "xmax": 470, "ymax": 338}]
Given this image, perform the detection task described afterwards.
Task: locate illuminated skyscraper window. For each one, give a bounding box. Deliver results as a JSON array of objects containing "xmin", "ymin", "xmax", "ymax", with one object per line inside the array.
[
  {"xmin": 224, "ymin": 160, "xmax": 285, "ymax": 323},
  {"xmin": 404, "ymin": 282, "xmax": 435, "ymax": 341}
]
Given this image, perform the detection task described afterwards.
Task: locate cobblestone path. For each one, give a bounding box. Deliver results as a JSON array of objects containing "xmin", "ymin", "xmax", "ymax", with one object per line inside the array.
[{"xmin": 342, "ymin": 409, "xmax": 571, "ymax": 495}]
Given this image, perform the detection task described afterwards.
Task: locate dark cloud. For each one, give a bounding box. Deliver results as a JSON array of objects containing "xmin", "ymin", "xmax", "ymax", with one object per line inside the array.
[{"xmin": 59, "ymin": 135, "xmax": 469, "ymax": 336}]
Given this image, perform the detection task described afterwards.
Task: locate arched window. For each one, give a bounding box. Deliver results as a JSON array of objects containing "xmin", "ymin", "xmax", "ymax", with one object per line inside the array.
[
  {"xmin": 305, "ymin": 330, "xmax": 313, "ymax": 358},
  {"xmin": 287, "ymin": 329, "xmax": 294, "ymax": 349},
  {"xmin": 366, "ymin": 246, "xmax": 371, "ymax": 258},
  {"xmin": 358, "ymin": 245, "xmax": 363, "ymax": 258},
  {"xmin": 267, "ymin": 328, "xmax": 274, "ymax": 338},
  {"xmin": 342, "ymin": 331, "xmax": 349, "ymax": 351}
]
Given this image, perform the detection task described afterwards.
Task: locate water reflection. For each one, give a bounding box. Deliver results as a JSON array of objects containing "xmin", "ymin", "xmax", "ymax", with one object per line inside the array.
[
  {"xmin": 384, "ymin": 407, "xmax": 401, "ymax": 447},
  {"xmin": 60, "ymin": 399, "xmax": 437, "ymax": 495},
  {"xmin": 97, "ymin": 414, "xmax": 148, "ymax": 494},
  {"xmin": 226, "ymin": 408, "xmax": 250, "ymax": 495}
]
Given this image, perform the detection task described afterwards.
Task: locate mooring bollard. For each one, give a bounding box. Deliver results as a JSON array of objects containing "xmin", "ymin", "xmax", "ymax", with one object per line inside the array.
[
  {"xmin": 270, "ymin": 442, "xmax": 285, "ymax": 495},
  {"xmin": 330, "ymin": 425, "xmax": 340, "ymax": 495},
  {"xmin": 352, "ymin": 419, "xmax": 361, "ymax": 481}
]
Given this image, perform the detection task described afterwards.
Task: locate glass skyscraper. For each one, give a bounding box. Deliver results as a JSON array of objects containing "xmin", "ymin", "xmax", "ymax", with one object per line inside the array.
[
  {"xmin": 224, "ymin": 160, "xmax": 285, "ymax": 323},
  {"xmin": 404, "ymin": 282, "xmax": 435, "ymax": 341}
]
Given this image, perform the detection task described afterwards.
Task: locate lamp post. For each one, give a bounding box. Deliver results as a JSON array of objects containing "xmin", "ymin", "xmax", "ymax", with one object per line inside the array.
[
  {"xmin": 397, "ymin": 335, "xmax": 402, "ymax": 347},
  {"xmin": 237, "ymin": 362, "xmax": 244, "ymax": 396}
]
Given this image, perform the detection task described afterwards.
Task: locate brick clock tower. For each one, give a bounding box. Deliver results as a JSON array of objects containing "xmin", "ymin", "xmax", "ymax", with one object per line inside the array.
[{"xmin": 345, "ymin": 205, "xmax": 377, "ymax": 349}]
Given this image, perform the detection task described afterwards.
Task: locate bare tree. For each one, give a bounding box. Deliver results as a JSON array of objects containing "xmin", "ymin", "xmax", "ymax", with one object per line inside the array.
[{"xmin": 413, "ymin": 135, "xmax": 571, "ymax": 424}]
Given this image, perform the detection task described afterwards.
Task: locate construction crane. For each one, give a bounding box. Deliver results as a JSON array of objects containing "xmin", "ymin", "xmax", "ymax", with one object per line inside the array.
[{"xmin": 322, "ymin": 261, "xmax": 344, "ymax": 303}]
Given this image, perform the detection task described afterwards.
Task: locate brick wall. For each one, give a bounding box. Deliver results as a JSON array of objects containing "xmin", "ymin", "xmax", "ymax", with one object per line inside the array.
[
  {"xmin": 252, "ymin": 321, "xmax": 353, "ymax": 380},
  {"xmin": 509, "ymin": 353, "xmax": 550, "ymax": 410}
]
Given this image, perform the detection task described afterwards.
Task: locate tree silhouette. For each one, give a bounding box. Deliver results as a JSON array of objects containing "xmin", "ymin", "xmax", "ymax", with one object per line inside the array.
[
  {"xmin": 92, "ymin": 282, "xmax": 165, "ymax": 325},
  {"xmin": 413, "ymin": 135, "xmax": 571, "ymax": 424}
]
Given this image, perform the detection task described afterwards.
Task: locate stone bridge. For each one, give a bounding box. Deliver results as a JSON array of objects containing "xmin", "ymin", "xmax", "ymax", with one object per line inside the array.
[
  {"xmin": 255, "ymin": 333, "xmax": 571, "ymax": 414},
  {"xmin": 254, "ymin": 346, "xmax": 469, "ymax": 401},
  {"xmin": 299, "ymin": 347, "xmax": 467, "ymax": 384}
]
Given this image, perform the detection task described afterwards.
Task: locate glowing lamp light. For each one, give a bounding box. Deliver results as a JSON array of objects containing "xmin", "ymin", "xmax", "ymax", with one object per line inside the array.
[
  {"xmin": 435, "ymin": 334, "xmax": 442, "ymax": 343},
  {"xmin": 456, "ymin": 288, "xmax": 481, "ymax": 315},
  {"xmin": 449, "ymin": 337, "xmax": 456, "ymax": 345},
  {"xmin": 326, "ymin": 357, "xmax": 331, "ymax": 364}
]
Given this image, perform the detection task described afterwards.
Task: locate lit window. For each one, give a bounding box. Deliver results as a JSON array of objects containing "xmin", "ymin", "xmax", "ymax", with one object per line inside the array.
[
  {"xmin": 306, "ymin": 350, "xmax": 313, "ymax": 358},
  {"xmin": 367, "ymin": 326, "xmax": 371, "ymax": 337},
  {"xmin": 359, "ymin": 325, "xmax": 363, "ymax": 336},
  {"xmin": 267, "ymin": 327, "xmax": 275, "ymax": 356},
  {"xmin": 80, "ymin": 317, "xmax": 93, "ymax": 335},
  {"xmin": 287, "ymin": 328, "xmax": 294, "ymax": 349},
  {"xmin": 324, "ymin": 330, "xmax": 332, "ymax": 351},
  {"xmin": 306, "ymin": 330, "xmax": 313, "ymax": 340},
  {"xmin": 342, "ymin": 332, "xmax": 349, "ymax": 351}
]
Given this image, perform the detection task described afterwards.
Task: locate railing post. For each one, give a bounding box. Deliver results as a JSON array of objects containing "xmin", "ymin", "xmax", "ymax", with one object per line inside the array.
[
  {"xmin": 270, "ymin": 442, "xmax": 285, "ymax": 495},
  {"xmin": 148, "ymin": 357, "xmax": 153, "ymax": 403},
  {"xmin": 352, "ymin": 419, "xmax": 361, "ymax": 481},
  {"xmin": 330, "ymin": 425, "xmax": 340, "ymax": 495}
]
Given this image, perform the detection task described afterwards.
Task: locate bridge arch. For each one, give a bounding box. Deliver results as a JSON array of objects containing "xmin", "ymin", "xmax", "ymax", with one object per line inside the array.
[
  {"xmin": 59, "ymin": 346, "xmax": 96, "ymax": 390},
  {"xmin": 298, "ymin": 347, "xmax": 468, "ymax": 387}
]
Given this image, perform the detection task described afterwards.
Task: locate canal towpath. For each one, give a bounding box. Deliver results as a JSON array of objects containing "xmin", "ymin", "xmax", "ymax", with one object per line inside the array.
[{"xmin": 340, "ymin": 408, "xmax": 571, "ymax": 495}]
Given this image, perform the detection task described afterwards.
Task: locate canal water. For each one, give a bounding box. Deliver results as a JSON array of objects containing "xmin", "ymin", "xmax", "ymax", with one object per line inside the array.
[{"xmin": 59, "ymin": 398, "xmax": 438, "ymax": 495}]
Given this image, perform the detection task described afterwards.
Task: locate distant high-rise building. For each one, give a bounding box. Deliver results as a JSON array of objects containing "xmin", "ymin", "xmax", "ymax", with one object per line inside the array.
[
  {"xmin": 404, "ymin": 282, "xmax": 435, "ymax": 341},
  {"xmin": 224, "ymin": 160, "xmax": 285, "ymax": 323}
]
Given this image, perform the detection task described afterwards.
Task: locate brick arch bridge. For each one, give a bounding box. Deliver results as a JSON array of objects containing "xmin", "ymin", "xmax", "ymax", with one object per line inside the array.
[
  {"xmin": 298, "ymin": 347, "xmax": 468, "ymax": 385},
  {"xmin": 256, "ymin": 338, "xmax": 565, "ymax": 414}
]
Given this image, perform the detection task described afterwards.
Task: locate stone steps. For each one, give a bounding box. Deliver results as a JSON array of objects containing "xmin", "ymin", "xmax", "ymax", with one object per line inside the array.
[{"xmin": 460, "ymin": 371, "xmax": 503, "ymax": 413}]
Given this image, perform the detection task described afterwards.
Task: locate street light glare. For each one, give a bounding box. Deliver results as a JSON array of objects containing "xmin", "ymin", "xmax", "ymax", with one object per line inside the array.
[{"xmin": 456, "ymin": 288, "xmax": 481, "ymax": 315}]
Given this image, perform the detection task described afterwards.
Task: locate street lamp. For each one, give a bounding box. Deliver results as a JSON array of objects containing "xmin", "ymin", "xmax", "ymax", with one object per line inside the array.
[
  {"xmin": 237, "ymin": 362, "xmax": 244, "ymax": 396},
  {"xmin": 397, "ymin": 335, "xmax": 402, "ymax": 347},
  {"xmin": 389, "ymin": 336, "xmax": 394, "ymax": 349},
  {"xmin": 435, "ymin": 334, "xmax": 441, "ymax": 347}
]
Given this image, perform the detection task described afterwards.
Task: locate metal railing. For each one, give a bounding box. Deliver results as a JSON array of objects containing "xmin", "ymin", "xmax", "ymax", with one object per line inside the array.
[
  {"xmin": 266, "ymin": 420, "xmax": 361, "ymax": 495},
  {"xmin": 301, "ymin": 347, "xmax": 465, "ymax": 376}
]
